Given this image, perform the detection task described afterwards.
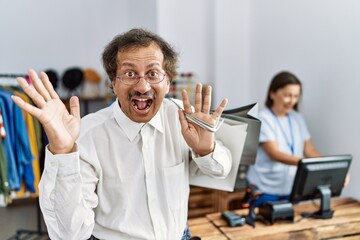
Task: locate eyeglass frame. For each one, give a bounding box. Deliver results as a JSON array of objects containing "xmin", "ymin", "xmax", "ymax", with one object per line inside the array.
[{"xmin": 115, "ymin": 71, "xmax": 167, "ymax": 85}]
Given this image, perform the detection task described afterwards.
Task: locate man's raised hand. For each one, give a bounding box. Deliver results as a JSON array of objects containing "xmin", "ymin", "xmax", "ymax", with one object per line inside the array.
[{"xmin": 11, "ymin": 69, "xmax": 80, "ymax": 154}]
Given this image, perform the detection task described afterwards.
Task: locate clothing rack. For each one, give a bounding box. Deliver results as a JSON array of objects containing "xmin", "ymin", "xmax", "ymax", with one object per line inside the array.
[
  {"xmin": 1, "ymin": 74, "xmax": 49, "ymax": 239},
  {"xmin": 0, "ymin": 74, "xmax": 27, "ymax": 78},
  {"xmin": 0, "ymin": 73, "xmax": 26, "ymax": 86}
]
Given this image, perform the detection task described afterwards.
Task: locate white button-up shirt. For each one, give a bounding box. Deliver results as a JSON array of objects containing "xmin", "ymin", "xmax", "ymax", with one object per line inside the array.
[{"xmin": 39, "ymin": 98, "xmax": 231, "ymax": 240}]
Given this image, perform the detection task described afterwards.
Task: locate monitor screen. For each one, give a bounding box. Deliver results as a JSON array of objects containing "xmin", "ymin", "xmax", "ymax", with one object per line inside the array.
[{"xmin": 290, "ymin": 154, "xmax": 352, "ymax": 219}]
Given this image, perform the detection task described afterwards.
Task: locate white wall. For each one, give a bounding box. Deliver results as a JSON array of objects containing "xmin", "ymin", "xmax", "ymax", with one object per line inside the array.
[
  {"xmin": 1, "ymin": 1, "xmax": 128, "ymax": 72},
  {"xmin": 0, "ymin": 0, "xmax": 156, "ymax": 97},
  {"xmin": 156, "ymin": 0, "xmax": 216, "ymax": 86},
  {"xmin": 214, "ymin": 0, "xmax": 251, "ymax": 108}
]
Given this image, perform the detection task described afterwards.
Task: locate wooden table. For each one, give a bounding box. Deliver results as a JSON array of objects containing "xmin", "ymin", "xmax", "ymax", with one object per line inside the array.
[
  {"xmin": 204, "ymin": 197, "xmax": 360, "ymax": 240},
  {"xmin": 188, "ymin": 217, "xmax": 228, "ymax": 240}
]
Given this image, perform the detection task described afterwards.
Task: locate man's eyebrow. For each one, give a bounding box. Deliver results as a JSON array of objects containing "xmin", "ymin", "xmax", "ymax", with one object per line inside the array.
[
  {"xmin": 119, "ymin": 62, "xmax": 161, "ymax": 68},
  {"xmin": 119, "ymin": 62, "xmax": 135, "ymax": 68},
  {"xmin": 146, "ymin": 63, "xmax": 161, "ymax": 68}
]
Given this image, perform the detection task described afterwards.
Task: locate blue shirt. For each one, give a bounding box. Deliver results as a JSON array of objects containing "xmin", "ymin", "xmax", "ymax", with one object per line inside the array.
[
  {"xmin": 247, "ymin": 107, "xmax": 310, "ymax": 195},
  {"xmin": 0, "ymin": 93, "xmax": 20, "ymax": 190},
  {"xmin": 0, "ymin": 88, "xmax": 34, "ymax": 191}
]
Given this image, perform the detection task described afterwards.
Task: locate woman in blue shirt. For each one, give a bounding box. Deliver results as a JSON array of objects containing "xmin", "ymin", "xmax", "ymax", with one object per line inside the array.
[{"xmin": 247, "ymin": 71, "xmax": 321, "ymax": 207}]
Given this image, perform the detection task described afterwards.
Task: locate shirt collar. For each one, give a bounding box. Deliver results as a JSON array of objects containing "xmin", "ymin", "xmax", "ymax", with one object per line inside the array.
[{"xmin": 112, "ymin": 99, "xmax": 164, "ymax": 141}]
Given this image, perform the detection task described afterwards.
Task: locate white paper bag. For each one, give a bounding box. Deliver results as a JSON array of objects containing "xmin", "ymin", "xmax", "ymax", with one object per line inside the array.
[{"xmin": 189, "ymin": 118, "xmax": 247, "ymax": 192}]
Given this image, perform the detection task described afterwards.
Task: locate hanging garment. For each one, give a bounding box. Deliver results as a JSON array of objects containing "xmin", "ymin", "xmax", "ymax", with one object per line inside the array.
[
  {"xmin": 0, "ymin": 127, "xmax": 11, "ymax": 203},
  {"xmin": 0, "ymin": 95, "xmax": 20, "ymax": 190},
  {"xmin": 0, "ymin": 87, "xmax": 35, "ymax": 192},
  {"xmin": 14, "ymin": 90, "xmax": 41, "ymax": 194}
]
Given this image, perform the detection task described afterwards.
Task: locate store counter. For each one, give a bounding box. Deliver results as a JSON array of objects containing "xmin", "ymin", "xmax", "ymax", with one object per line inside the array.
[{"xmin": 190, "ymin": 197, "xmax": 360, "ymax": 240}]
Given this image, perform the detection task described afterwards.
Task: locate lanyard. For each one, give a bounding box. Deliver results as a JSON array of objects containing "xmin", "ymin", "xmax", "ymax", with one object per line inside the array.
[{"xmin": 270, "ymin": 109, "xmax": 295, "ymax": 155}]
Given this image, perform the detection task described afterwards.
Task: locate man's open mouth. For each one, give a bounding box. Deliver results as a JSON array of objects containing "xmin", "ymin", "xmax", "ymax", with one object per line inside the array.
[{"xmin": 132, "ymin": 99, "xmax": 153, "ymax": 110}]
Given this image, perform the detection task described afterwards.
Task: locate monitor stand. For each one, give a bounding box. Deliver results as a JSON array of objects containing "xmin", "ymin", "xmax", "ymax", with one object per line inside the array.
[{"xmin": 301, "ymin": 185, "xmax": 334, "ymax": 219}]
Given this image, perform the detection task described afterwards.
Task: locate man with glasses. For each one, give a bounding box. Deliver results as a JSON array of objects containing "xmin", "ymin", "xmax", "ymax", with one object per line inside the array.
[{"xmin": 12, "ymin": 28, "xmax": 231, "ymax": 240}]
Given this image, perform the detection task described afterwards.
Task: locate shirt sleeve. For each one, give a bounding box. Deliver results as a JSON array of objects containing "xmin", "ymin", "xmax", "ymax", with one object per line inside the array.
[
  {"xmin": 189, "ymin": 139, "xmax": 232, "ymax": 178},
  {"xmin": 39, "ymin": 144, "xmax": 97, "ymax": 240},
  {"xmin": 258, "ymin": 110, "xmax": 277, "ymax": 143}
]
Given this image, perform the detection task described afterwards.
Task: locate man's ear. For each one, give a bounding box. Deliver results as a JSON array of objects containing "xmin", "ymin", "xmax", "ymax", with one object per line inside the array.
[{"xmin": 165, "ymin": 79, "xmax": 171, "ymax": 94}]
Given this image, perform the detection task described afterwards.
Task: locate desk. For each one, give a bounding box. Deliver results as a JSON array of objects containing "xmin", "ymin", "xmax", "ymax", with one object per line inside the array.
[
  {"xmin": 188, "ymin": 187, "xmax": 245, "ymax": 218},
  {"xmin": 205, "ymin": 198, "xmax": 360, "ymax": 240},
  {"xmin": 188, "ymin": 217, "xmax": 228, "ymax": 240}
]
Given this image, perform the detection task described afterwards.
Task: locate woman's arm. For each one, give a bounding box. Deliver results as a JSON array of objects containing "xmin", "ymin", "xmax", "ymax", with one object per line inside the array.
[
  {"xmin": 303, "ymin": 139, "xmax": 321, "ymax": 158},
  {"xmin": 261, "ymin": 141, "xmax": 302, "ymax": 165}
]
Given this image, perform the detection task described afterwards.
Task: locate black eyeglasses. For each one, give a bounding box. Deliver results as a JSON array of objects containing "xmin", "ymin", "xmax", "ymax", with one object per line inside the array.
[{"xmin": 116, "ymin": 71, "xmax": 166, "ymax": 85}]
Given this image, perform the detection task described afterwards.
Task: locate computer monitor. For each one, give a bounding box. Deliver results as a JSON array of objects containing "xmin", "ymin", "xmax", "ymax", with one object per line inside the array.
[{"xmin": 290, "ymin": 154, "xmax": 352, "ymax": 219}]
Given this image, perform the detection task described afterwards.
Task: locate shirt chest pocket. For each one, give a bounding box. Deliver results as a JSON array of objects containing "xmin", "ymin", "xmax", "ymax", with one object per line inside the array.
[{"xmin": 163, "ymin": 161, "xmax": 187, "ymax": 212}]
